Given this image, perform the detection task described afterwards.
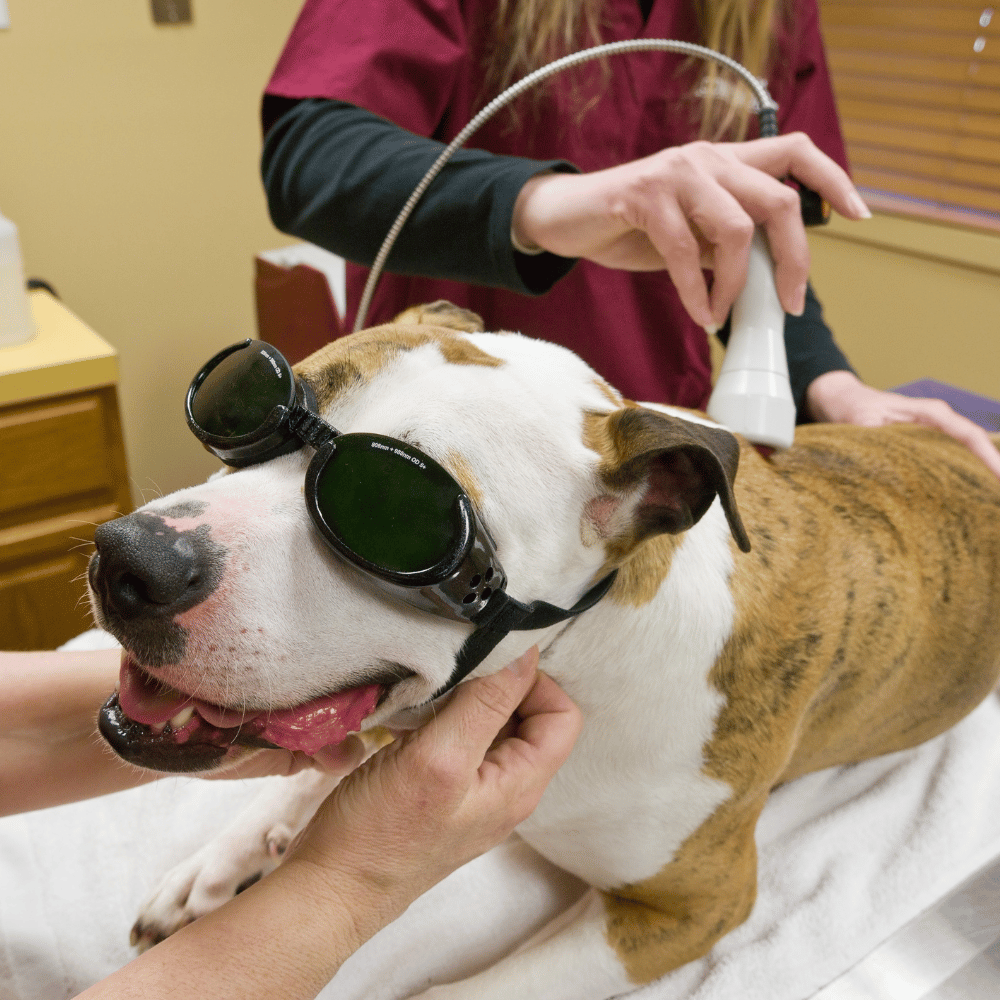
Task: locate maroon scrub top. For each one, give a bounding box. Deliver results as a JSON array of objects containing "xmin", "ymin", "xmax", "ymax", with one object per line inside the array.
[{"xmin": 266, "ymin": 0, "xmax": 849, "ymax": 409}]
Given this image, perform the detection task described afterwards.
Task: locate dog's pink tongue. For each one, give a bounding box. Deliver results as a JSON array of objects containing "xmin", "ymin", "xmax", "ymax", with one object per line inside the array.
[
  {"xmin": 117, "ymin": 656, "xmax": 381, "ymax": 756},
  {"xmin": 257, "ymin": 687, "xmax": 382, "ymax": 756},
  {"xmin": 118, "ymin": 658, "xmax": 191, "ymax": 725}
]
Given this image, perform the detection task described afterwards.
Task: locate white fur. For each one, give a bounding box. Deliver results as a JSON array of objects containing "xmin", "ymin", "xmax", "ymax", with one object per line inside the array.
[
  {"xmin": 518, "ymin": 501, "xmax": 736, "ymax": 889},
  {"xmin": 413, "ymin": 891, "xmax": 633, "ymax": 1000}
]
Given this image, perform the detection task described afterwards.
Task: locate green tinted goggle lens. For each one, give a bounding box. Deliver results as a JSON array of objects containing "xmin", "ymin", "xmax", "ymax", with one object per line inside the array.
[
  {"xmin": 313, "ymin": 436, "xmax": 464, "ymax": 575},
  {"xmin": 190, "ymin": 345, "xmax": 292, "ymax": 439}
]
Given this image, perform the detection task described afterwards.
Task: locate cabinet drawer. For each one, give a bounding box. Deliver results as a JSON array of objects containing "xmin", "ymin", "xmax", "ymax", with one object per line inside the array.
[
  {"xmin": 0, "ymin": 392, "xmax": 114, "ymax": 520},
  {"xmin": 0, "ymin": 551, "xmax": 96, "ymax": 649},
  {"xmin": 0, "ymin": 384, "xmax": 131, "ymax": 649}
]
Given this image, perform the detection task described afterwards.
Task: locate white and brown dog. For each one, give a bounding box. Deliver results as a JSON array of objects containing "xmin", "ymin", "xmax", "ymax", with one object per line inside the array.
[{"xmin": 88, "ymin": 302, "xmax": 1000, "ymax": 999}]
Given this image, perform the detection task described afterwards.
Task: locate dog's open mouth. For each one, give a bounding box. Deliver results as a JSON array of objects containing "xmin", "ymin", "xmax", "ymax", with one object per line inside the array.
[{"xmin": 99, "ymin": 653, "xmax": 383, "ymax": 773}]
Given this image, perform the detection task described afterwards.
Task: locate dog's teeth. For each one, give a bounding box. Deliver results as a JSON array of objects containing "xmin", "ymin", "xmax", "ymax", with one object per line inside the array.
[
  {"xmin": 169, "ymin": 706, "xmax": 195, "ymax": 730},
  {"xmin": 150, "ymin": 722, "xmax": 166, "ymax": 734}
]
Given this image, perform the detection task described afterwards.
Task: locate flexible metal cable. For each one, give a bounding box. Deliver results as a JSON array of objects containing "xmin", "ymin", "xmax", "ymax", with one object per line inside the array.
[{"xmin": 354, "ymin": 37, "xmax": 777, "ymax": 330}]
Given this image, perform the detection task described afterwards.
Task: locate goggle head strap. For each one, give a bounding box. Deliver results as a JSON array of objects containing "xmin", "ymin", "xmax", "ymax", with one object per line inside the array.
[{"xmin": 431, "ymin": 569, "xmax": 619, "ymax": 699}]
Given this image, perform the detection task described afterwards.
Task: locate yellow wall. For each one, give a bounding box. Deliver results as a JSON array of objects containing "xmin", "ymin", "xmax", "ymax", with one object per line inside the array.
[
  {"xmin": 807, "ymin": 213, "xmax": 1000, "ymax": 402},
  {"xmin": 0, "ymin": 0, "xmax": 301, "ymax": 501}
]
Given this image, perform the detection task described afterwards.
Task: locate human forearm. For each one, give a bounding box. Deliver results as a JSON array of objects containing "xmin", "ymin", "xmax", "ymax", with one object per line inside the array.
[
  {"xmin": 261, "ymin": 98, "xmax": 577, "ymax": 294},
  {"xmin": 74, "ymin": 854, "xmax": 373, "ymax": 1000},
  {"xmin": 75, "ymin": 651, "xmax": 582, "ymax": 1000},
  {"xmin": 0, "ymin": 649, "xmax": 156, "ymax": 816}
]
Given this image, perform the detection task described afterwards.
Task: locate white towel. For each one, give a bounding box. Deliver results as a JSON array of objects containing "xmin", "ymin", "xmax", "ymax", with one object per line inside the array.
[{"xmin": 2, "ymin": 630, "xmax": 999, "ymax": 999}]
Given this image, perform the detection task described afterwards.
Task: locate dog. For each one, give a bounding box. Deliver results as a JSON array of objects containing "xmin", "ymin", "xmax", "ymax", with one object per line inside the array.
[{"xmin": 87, "ymin": 301, "xmax": 1000, "ymax": 999}]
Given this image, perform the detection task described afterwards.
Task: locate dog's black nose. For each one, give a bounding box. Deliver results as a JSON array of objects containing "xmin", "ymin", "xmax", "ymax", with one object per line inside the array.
[{"xmin": 91, "ymin": 513, "xmax": 223, "ymax": 621}]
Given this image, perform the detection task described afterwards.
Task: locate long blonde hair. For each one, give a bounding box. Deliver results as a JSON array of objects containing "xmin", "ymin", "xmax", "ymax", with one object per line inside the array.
[{"xmin": 487, "ymin": 0, "xmax": 782, "ymax": 139}]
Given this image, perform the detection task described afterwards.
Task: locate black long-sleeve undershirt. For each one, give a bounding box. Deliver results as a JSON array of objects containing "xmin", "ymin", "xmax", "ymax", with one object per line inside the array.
[
  {"xmin": 262, "ymin": 97, "xmax": 577, "ymax": 295},
  {"xmin": 261, "ymin": 96, "xmax": 854, "ymax": 418}
]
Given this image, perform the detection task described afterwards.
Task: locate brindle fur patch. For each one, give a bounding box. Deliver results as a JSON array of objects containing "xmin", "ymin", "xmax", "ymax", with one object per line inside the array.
[
  {"xmin": 604, "ymin": 424, "xmax": 1000, "ymax": 984},
  {"xmin": 604, "ymin": 799, "xmax": 762, "ymax": 984},
  {"xmin": 715, "ymin": 424, "xmax": 1000, "ymax": 786}
]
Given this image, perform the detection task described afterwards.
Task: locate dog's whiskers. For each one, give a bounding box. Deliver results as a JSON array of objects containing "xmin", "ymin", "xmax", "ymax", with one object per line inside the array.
[{"xmin": 138, "ymin": 479, "xmax": 164, "ymax": 504}]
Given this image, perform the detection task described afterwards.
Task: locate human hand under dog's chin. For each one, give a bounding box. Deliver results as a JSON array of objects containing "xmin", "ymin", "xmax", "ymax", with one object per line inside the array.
[
  {"xmin": 279, "ymin": 648, "xmax": 582, "ymax": 935},
  {"xmin": 805, "ymin": 370, "xmax": 1000, "ymax": 480}
]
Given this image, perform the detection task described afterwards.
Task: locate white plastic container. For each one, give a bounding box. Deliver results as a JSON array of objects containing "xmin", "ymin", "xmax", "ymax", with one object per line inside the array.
[{"xmin": 0, "ymin": 210, "xmax": 36, "ymax": 347}]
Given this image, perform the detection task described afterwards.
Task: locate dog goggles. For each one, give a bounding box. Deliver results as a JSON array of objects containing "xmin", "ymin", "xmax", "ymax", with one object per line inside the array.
[{"xmin": 185, "ymin": 340, "xmax": 616, "ymax": 695}]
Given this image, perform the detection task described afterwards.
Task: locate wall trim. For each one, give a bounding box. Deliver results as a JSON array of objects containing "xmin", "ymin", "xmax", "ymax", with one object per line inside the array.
[{"xmin": 811, "ymin": 211, "xmax": 1000, "ymax": 278}]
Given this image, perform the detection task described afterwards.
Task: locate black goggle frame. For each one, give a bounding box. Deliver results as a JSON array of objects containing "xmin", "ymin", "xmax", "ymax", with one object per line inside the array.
[{"xmin": 185, "ymin": 340, "xmax": 616, "ymax": 696}]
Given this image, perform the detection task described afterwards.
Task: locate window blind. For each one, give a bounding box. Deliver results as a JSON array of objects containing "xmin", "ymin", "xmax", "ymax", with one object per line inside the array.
[{"xmin": 819, "ymin": 1, "xmax": 1000, "ymax": 229}]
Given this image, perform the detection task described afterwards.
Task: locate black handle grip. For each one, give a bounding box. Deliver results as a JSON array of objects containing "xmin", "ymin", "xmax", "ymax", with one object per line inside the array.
[{"xmin": 797, "ymin": 181, "xmax": 831, "ymax": 227}]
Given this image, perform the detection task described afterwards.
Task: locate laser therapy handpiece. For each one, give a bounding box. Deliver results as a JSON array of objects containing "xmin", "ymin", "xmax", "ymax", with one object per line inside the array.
[{"xmin": 706, "ymin": 230, "xmax": 796, "ymax": 450}]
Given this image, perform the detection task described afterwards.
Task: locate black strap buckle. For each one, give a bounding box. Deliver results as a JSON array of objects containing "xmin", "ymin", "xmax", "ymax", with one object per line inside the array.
[{"xmin": 431, "ymin": 570, "xmax": 619, "ymax": 699}]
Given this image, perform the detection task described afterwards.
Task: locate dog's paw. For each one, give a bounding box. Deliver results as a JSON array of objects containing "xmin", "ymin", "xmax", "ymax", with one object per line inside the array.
[
  {"xmin": 265, "ymin": 821, "xmax": 297, "ymax": 859},
  {"xmin": 130, "ymin": 769, "xmax": 338, "ymax": 950},
  {"xmin": 130, "ymin": 831, "xmax": 282, "ymax": 951}
]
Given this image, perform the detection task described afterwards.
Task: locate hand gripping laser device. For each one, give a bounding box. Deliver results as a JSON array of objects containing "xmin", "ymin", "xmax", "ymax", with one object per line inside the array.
[{"xmin": 353, "ymin": 39, "xmax": 831, "ymax": 451}]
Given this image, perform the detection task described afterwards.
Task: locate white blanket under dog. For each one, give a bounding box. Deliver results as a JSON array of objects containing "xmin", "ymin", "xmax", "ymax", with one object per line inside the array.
[{"xmin": 2, "ymin": 631, "xmax": 1000, "ymax": 1000}]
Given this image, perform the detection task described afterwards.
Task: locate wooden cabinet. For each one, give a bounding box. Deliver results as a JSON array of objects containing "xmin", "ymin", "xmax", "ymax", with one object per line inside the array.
[{"xmin": 1, "ymin": 292, "xmax": 132, "ymax": 649}]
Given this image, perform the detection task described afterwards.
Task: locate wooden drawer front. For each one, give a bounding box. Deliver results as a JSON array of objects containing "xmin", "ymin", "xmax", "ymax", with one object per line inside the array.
[
  {"xmin": 0, "ymin": 385, "xmax": 131, "ymax": 649},
  {"xmin": 0, "ymin": 505, "xmax": 116, "ymax": 650},
  {"xmin": 0, "ymin": 550, "xmax": 96, "ymax": 649},
  {"xmin": 0, "ymin": 393, "xmax": 115, "ymax": 521}
]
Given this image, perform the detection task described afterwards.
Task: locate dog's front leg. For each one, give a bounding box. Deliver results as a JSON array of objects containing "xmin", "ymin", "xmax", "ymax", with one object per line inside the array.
[
  {"xmin": 409, "ymin": 883, "xmax": 749, "ymax": 1000},
  {"xmin": 410, "ymin": 814, "xmax": 760, "ymax": 1000},
  {"xmin": 409, "ymin": 889, "xmax": 633, "ymax": 1000},
  {"xmin": 131, "ymin": 768, "xmax": 336, "ymax": 951}
]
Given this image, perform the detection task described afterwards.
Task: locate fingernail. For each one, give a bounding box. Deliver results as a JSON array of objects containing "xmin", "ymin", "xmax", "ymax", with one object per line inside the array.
[
  {"xmin": 505, "ymin": 649, "xmax": 536, "ymax": 679},
  {"xmin": 850, "ymin": 192, "xmax": 872, "ymax": 219},
  {"xmin": 789, "ymin": 283, "xmax": 806, "ymax": 316}
]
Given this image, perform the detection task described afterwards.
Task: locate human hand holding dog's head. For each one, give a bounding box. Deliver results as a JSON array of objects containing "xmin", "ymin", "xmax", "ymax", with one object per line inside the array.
[{"xmin": 279, "ymin": 646, "xmax": 582, "ymax": 936}]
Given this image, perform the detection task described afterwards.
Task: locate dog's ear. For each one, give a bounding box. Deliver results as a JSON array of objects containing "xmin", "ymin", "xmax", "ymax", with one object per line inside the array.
[
  {"xmin": 392, "ymin": 300, "xmax": 485, "ymax": 333},
  {"xmin": 587, "ymin": 407, "xmax": 751, "ymax": 553}
]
